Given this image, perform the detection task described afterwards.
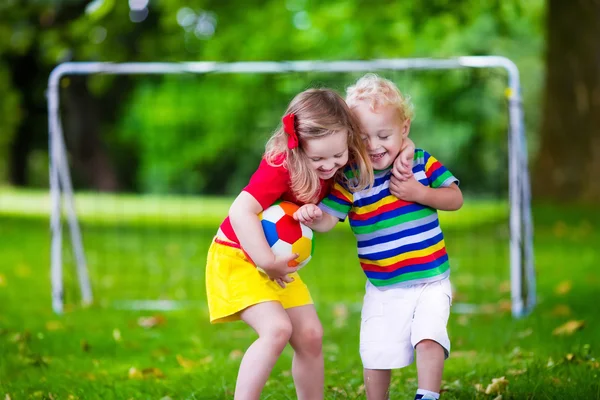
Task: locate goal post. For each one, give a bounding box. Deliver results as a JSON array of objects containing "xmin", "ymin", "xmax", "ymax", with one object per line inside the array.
[{"xmin": 47, "ymin": 57, "xmax": 535, "ymax": 317}]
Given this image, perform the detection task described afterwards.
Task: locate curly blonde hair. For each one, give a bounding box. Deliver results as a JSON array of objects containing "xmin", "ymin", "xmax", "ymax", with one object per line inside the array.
[
  {"xmin": 346, "ymin": 73, "xmax": 415, "ymax": 121},
  {"xmin": 265, "ymin": 89, "xmax": 373, "ymax": 204}
]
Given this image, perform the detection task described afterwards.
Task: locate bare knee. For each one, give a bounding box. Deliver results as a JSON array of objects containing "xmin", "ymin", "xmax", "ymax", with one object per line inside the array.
[
  {"xmin": 293, "ymin": 324, "xmax": 323, "ymax": 357},
  {"xmin": 261, "ymin": 320, "xmax": 293, "ymax": 351},
  {"xmin": 416, "ymin": 339, "xmax": 444, "ymax": 355}
]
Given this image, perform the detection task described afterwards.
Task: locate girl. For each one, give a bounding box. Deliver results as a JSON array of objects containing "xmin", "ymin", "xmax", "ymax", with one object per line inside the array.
[{"xmin": 205, "ymin": 88, "xmax": 412, "ymax": 400}]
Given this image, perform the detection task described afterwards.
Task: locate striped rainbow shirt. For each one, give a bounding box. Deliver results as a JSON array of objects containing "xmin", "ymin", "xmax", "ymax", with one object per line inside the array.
[{"xmin": 319, "ymin": 149, "xmax": 459, "ymax": 288}]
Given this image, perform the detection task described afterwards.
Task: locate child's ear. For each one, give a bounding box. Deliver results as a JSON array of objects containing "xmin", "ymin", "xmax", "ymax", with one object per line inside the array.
[{"xmin": 401, "ymin": 119, "xmax": 412, "ymax": 138}]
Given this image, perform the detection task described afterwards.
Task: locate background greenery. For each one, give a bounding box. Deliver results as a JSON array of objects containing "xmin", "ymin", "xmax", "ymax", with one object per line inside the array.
[{"xmin": 0, "ymin": 0, "xmax": 545, "ymax": 196}]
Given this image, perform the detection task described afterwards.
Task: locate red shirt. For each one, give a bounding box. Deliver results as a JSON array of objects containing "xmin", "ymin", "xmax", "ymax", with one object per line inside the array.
[{"xmin": 219, "ymin": 157, "xmax": 332, "ymax": 243}]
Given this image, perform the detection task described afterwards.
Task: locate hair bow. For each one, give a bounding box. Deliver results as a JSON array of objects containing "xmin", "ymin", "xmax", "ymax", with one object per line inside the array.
[{"xmin": 282, "ymin": 113, "xmax": 298, "ymax": 149}]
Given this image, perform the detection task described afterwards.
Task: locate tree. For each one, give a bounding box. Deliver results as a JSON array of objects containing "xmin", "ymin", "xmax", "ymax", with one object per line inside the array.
[{"xmin": 533, "ymin": 0, "xmax": 600, "ymax": 202}]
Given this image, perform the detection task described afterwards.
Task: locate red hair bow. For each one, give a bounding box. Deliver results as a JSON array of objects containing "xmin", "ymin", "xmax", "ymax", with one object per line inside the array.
[{"xmin": 282, "ymin": 113, "xmax": 298, "ymax": 149}]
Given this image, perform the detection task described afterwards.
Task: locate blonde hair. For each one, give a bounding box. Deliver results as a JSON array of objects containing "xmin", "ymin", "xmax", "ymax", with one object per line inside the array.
[
  {"xmin": 346, "ymin": 73, "xmax": 415, "ymax": 121},
  {"xmin": 265, "ymin": 89, "xmax": 373, "ymax": 204}
]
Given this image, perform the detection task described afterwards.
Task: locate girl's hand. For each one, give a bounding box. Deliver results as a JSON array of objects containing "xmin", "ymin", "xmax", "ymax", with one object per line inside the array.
[
  {"xmin": 261, "ymin": 253, "xmax": 300, "ymax": 288},
  {"xmin": 293, "ymin": 204, "xmax": 323, "ymax": 224},
  {"xmin": 393, "ymin": 140, "xmax": 415, "ymax": 182}
]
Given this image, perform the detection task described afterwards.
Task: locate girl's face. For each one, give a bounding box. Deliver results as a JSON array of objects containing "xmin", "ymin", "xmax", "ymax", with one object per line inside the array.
[{"xmin": 303, "ymin": 129, "xmax": 349, "ymax": 180}]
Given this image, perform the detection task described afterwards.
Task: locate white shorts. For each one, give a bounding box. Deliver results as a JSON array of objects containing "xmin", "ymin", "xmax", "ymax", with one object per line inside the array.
[{"xmin": 359, "ymin": 278, "xmax": 453, "ymax": 370}]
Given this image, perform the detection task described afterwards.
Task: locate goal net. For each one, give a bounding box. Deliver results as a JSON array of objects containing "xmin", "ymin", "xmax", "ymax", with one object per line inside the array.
[{"xmin": 48, "ymin": 58, "xmax": 535, "ymax": 317}]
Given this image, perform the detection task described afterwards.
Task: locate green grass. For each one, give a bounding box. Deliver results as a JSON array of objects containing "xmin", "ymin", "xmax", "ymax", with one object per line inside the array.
[{"xmin": 0, "ymin": 190, "xmax": 599, "ymax": 399}]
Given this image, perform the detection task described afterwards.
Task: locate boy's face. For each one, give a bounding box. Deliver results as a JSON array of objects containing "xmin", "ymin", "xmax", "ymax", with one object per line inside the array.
[{"xmin": 353, "ymin": 101, "xmax": 410, "ymax": 170}]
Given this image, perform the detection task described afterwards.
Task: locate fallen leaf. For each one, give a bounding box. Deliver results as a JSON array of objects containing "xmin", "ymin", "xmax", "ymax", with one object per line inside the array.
[
  {"xmin": 565, "ymin": 353, "xmax": 575, "ymax": 361},
  {"xmin": 128, "ymin": 367, "xmax": 143, "ymax": 379},
  {"xmin": 507, "ymin": 368, "xmax": 526, "ymax": 376},
  {"xmin": 198, "ymin": 355, "xmax": 213, "ymax": 365},
  {"xmin": 15, "ymin": 264, "xmax": 31, "ymax": 278},
  {"xmin": 474, "ymin": 383, "xmax": 485, "ymax": 393},
  {"xmin": 332, "ymin": 303, "xmax": 348, "ymax": 328},
  {"xmin": 5, "ymin": 394, "xmax": 12, "ymax": 400},
  {"xmin": 479, "ymin": 303, "xmax": 497, "ymax": 314},
  {"xmin": 46, "ymin": 321, "xmax": 64, "ymax": 331},
  {"xmin": 0, "ymin": 274, "xmax": 6, "ymax": 287},
  {"xmin": 452, "ymin": 350, "xmax": 477, "ymax": 359},
  {"xmin": 141, "ymin": 367, "xmax": 165, "ymax": 378},
  {"xmin": 492, "ymin": 395, "xmax": 503, "ymax": 400},
  {"xmin": 485, "ymin": 376, "xmax": 509, "ymax": 395},
  {"xmin": 498, "ymin": 300, "xmax": 512, "ymax": 313},
  {"xmin": 555, "ymin": 281, "xmax": 572, "ymax": 295},
  {"xmin": 551, "ymin": 305, "xmax": 571, "ymax": 317},
  {"xmin": 552, "ymin": 320, "xmax": 585, "ymax": 336},
  {"xmin": 229, "ymin": 349, "xmax": 244, "ymax": 360},
  {"xmin": 176, "ymin": 354, "xmax": 196, "ymax": 370},
  {"xmin": 499, "ymin": 280, "xmax": 511, "ymax": 293},
  {"xmin": 137, "ymin": 315, "xmax": 166, "ymax": 329},
  {"xmin": 112, "ymin": 329, "xmax": 122, "ymax": 342},
  {"xmin": 517, "ymin": 328, "xmax": 533, "ymax": 339},
  {"xmin": 553, "ymin": 221, "xmax": 567, "ymax": 237}
]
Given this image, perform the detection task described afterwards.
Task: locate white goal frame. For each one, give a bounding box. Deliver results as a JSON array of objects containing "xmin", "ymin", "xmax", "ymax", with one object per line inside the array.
[{"xmin": 47, "ymin": 57, "xmax": 535, "ymax": 317}]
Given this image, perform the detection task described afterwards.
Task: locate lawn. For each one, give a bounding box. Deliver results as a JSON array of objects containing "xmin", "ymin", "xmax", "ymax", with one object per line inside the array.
[{"xmin": 0, "ymin": 190, "xmax": 598, "ymax": 399}]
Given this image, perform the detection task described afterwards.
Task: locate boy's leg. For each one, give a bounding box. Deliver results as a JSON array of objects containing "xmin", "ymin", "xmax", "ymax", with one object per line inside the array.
[
  {"xmin": 415, "ymin": 339, "xmax": 445, "ymax": 394},
  {"xmin": 364, "ymin": 368, "xmax": 392, "ymax": 400},
  {"xmin": 286, "ymin": 304, "xmax": 324, "ymax": 400},
  {"xmin": 411, "ymin": 278, "xmax": 452, "ymax": 398},
  {"xmin": 360, "ymin": 283, "xmax": 415, "ymax": 400},
  {"xmin": 236, "ymin": 301, "xmax": 293, "ymax": 400}
]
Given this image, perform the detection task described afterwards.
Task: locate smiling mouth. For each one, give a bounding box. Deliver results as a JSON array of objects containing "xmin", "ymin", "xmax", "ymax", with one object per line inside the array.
[{"xmin": 370, "ymin": 152, "xmax": 386, "ymax": 160}]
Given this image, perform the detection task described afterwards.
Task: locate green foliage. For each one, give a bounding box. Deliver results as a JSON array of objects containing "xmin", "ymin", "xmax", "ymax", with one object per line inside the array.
[{"xmin": 0, "ymin": 0, "xmax": 545, "ymax": 194}]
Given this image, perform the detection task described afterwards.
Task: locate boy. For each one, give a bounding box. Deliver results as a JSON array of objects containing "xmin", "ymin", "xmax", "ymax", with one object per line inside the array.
[{"xmin": 294, "ymin": 73, "xmax": 463, "ymax": 400}]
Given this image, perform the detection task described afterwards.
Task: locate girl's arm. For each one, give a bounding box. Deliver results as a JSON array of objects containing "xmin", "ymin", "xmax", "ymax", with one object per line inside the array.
[
  {"xmin": 229, "ymin": 192, "xmax": 299, "ymax": 278},
  {"xmin": 392, "ymin": 137, "xmax": 416, "ymax": 181}
]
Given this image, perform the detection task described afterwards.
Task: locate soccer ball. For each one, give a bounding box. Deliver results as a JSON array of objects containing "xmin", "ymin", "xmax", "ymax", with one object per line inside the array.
[{"xmin": 259, "ymin": 201, "xmax": 314, "ymax": 269}]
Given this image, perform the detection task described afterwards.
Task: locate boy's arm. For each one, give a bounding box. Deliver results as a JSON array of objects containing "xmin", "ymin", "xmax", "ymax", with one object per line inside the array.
[
  {"xmin": 419, "ymin": 183, "xmax": 463, "ymax": 211},
  {"xmin": 293, "ymin": 204, "xmax": 339, "ymax": 232},
  {"xmin": 390, "ymin": 178, "xmax": 463, "ymax": 211}
]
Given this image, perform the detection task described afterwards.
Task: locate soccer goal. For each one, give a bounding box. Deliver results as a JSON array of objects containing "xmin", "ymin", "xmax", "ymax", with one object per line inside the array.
[{"xmin": 47, "ymin": 57, "xmax": 535, "ymax": 317}]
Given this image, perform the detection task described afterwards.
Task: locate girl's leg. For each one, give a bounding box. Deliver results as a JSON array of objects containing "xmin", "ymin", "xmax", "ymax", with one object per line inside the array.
[
  {"xmin": 364, "ymin": 368, "xmax": 392, "ymax": 400},
  {"xmin": 286, "ymin": 304, "xmax": 324, "ymax": 400},
  {"xmin": 236, "ymin": 301, "xmax": 293, "ymax": 400}
]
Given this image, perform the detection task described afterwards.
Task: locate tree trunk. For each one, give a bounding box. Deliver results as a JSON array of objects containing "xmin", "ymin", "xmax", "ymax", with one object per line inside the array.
[
  {"xmin": 533, "ymin": 0, "xmax": 600, "ymax": 202},
  {"xmin": 62, "ymin": 77, "xmax": 120, "ymax": 192}
]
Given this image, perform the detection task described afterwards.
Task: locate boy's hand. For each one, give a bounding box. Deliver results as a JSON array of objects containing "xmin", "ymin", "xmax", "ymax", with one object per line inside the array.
[
  {"xmin": 293, "ymin": 204, "xmax": 323, "ymax": 225},
  {"xmin": 260, "ymin": 253, "xmax": 300, "ymax": 288},
  {"xmin": 389, "ymin": 174, "xmax": 425, "ymax": 203}
]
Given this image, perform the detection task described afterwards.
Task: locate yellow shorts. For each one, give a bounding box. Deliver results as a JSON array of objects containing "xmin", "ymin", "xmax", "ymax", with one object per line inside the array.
[{"xmin": 205, "ymin": 238, "xmax": 313, "ymax": 324}]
